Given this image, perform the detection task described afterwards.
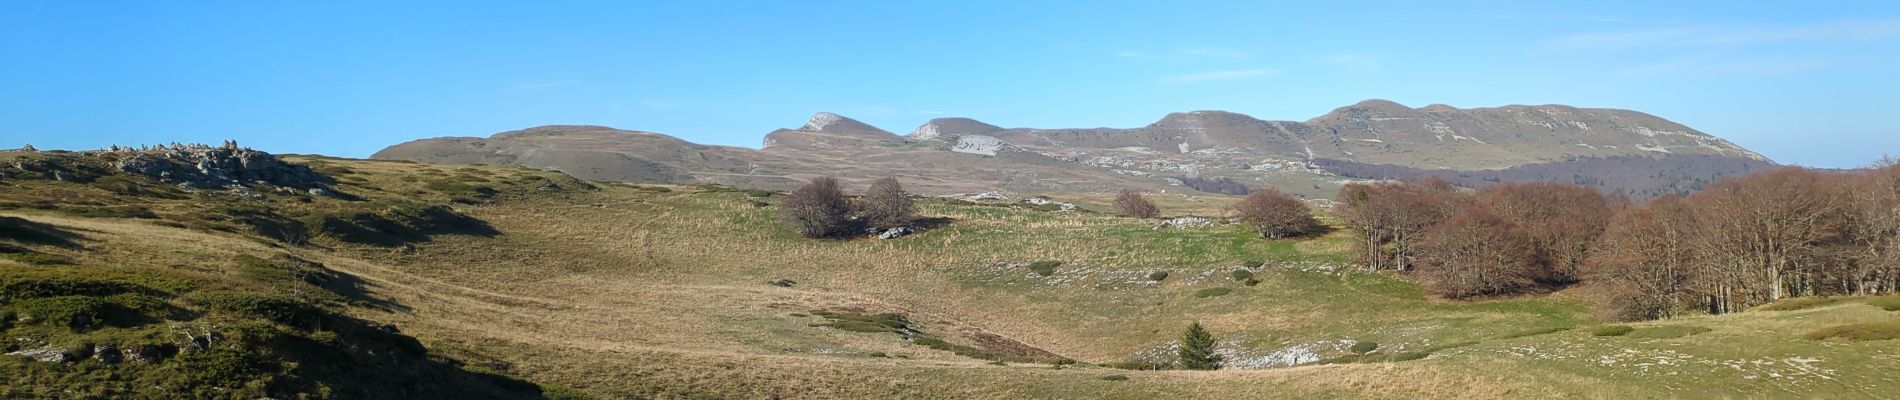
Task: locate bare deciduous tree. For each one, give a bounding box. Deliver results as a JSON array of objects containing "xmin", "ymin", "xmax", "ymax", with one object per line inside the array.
[
  {"xmin": 858, "ymin": 177, "xmax": 916, "ymax": 230},
  {"xmin": 1234, "ymin": 188, "xmax": 1317, "ymax": 239},
  {"xmin": 779, "ymin": 177, "xmax": 854, "ymax": 238},
  {"xmin": 1415, "ymin": 209, "xmax": 1537, "ymax": 299},
  {"xmin": 1113, "ymin": 189, "xmax": 1160, "ymax": 219}
]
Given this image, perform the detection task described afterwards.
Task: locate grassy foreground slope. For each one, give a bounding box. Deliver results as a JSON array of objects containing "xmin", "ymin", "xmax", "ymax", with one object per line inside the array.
[{"xmin": 2, "ymin": 153, "xmax": 1896, "ymax": 399}]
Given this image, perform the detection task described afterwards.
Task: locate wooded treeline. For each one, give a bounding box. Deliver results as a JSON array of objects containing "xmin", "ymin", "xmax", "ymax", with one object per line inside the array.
[{"xmin": 1335, "ymin": 161, "xmax": 1900, "ymax": 320}]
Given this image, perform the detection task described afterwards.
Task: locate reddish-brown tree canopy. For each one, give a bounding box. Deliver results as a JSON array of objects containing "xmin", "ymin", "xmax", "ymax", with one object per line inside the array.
[
  {"xmin": 1235, "ymin": 188, "xmax": 1318, "ymax": 239},
  {"xmin": 1114, "ymin": 189, "xmax": 1161, "ymax": 219}
]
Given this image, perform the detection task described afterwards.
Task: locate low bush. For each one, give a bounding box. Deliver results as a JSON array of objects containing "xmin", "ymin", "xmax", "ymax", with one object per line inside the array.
[
  {"xmin": 1100, "ymin": 375, "xmax": 1129, "ymax": 381},
  {"xmin": 1803, "ymin": 322, "xmax": 1900, "ymax": 341},
  {"xmin": 1147, "ymin": 271, "xmax": 1169, "ymax": 281},
  {"xmin": 1591, "ymin": 325, "xmax": 1634, "ymax": 337},
  {"xmin": 1350, "ymin": 341, "xmax": 1378, "ymax": 354},
  {"xmin": 1230, "ymin": 270, "xmax": 1254, "ymax": 282}
]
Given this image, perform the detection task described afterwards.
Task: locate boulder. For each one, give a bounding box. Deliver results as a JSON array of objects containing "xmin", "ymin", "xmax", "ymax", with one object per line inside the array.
[
  {"xmin": 92, "ymin": 344, "xmax": 122, "ymax": 364},
  {"xmin": 876, "ymin": 226, "xmax": 912, "ymax": 240},
  {"xmin": 6, "ymin": 346, "xmax": 72, "ymax": 363}
]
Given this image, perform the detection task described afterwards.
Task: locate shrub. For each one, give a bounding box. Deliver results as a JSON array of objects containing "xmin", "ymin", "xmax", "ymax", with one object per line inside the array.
[
  {"xmin": 1193, "ymin": 288, "xmax": 1232, "ymax": 298},
  {"xmin": 1147, "ymin": 271, "xmax": 1170, "ymax": 281},
  {"xmin": 1242, "ymin": 260, "xmax": 1265, "ymax": 269},
  {"xmin": 857, "ymin": 177, "xmax": 916, "ymax": 230},
  {"xmin": 778, "ymin": 177, "xmax": 855, "ymax": 238},
  {"xmin": 1243, "ymin": 279, "xmax": 1261, "ymax": 287},
  {"xmin": 1350, "ymin": 341, "xmax": 1378, "ymax": 354},
  {"xmin": 1112, "ymin": 189, "xmax": 1160, "ymax": 219},
  {"xmin": 1026, "ymin": 261, "xmax": 1061, "ymax": 277},
  {"xmin": 1592, "ymin": 325, "xmax": 1634, "ymax": 337},
  {"xmin": 1230, "ymin": 270, "xmax": 1254, "ymax": 282},
  {"xmin": 1803, "ymin": 322, "xmax": 1900, "ymax": 341},
  {"xmin": 1100, "ymin": 375, "xmax": 1129, "ymax": 381},
  {"xmin": 1234, "ymin": 188, "xmax": 1319, "ymax": 239}
]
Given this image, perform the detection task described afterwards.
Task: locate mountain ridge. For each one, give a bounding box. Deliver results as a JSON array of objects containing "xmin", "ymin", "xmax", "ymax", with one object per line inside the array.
[{"xmin": 372, "ymin": 100, "xmax": 1773, "ymax": 198}]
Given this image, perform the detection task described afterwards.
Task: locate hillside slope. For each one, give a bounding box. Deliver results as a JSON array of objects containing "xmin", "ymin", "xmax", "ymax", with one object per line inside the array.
[
  {"xmin": 6, "ymin": 149, "xmax": 1894, "ymax": 399},
  {"xmin": 372, "ymin": 100, "xmax": 1771, "ymax": 198}
]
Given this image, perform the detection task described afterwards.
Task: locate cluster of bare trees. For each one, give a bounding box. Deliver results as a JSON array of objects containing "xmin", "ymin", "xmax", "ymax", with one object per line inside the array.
[
  {"xmin": 1337, "ymin": 162, "xmax": 1900, "ymax": 319},
  {"xmin": 779, "ymin": 177, "xmax": 916, "ymax": 238},
  {"xmin": 1590, "ymin": 165, "xmax": 1900, "ymax": 319}
]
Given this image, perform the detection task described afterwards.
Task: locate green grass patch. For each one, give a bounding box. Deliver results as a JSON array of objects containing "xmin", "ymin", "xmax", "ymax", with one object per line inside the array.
[
  {"xmin": 1869, "ymin": 296, "xmax": 1900, "ymax": 311},
  {"xmin": 1026, "ymin": 261, "xmax": 1061, "ymax": 277},
  {"xmin": 809, "ymin": 311, "xmax": 913, "ymax": 334},
  {"xmin": 1350, "ymin": 341, "xmax": 1378, "ymax": 354},
  {"xmin": 1193, "ymin": 288, "xmax": 1232, "ymax": 298},
  {"xmin": 1230, "ymin": 269, "xmax": 1254, "ymax": 282},
  {"xmin": 1804, "ymin": 322, "xmax": 1900, "ymax": 341},
  {"xmin": 1319, "ymin": 341, "xmax": 1477, "ymax": 364},
  {"xmin": 56, "ymin": 205, "xmax": 158, "ymax": 219},
  {"xmin": 1591, "ymin": 325, "xmax": 1634, "ymax": 337},
  {"xmin": 1754, "ymin": 296, "xmax": 1852, "ymax": 311},
  {"xmin": 1625, "ymin": 325, "xmax": 1712, "ymax": 339},
  {"xmin": 1493, "ymin": 326, "xmax": 1573, "ymax": 340}
]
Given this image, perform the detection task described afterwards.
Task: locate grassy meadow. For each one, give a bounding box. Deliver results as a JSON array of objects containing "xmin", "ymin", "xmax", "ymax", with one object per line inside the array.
[{"xmin": 1, "ymin": 153, "xmax": 1896, "ymax": 399}]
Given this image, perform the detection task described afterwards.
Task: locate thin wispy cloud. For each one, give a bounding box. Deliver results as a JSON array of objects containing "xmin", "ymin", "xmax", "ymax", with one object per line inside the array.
[
  {"xmin": 1319, "ymin": 52, "xmax": 1384, "ymax": 72},
  {"xmin": 1176, "ymin": 47, "xmax": 1252, "ymax": 58},
  {"xmin": 513, "ymin": 80, "xmax": 579, "ymax": 91},
  {"xmin": 1618, "ymin": 57, "xmax": 1839, "ymax": 77},
  {"xmin": 1116, "ymin": 47, "xmax": 1253, "ymax": 60},
  {"xmin": 1161, "ymin": 68, "xmax": 1280, "ymax": 84},
  {"xmin": 1560, "ymin": 18, "xmax": 1900, "ymax": 48},
  {"xmin": 1480, "ymin": 13, "xmax": 1631, "ymax": 24}
]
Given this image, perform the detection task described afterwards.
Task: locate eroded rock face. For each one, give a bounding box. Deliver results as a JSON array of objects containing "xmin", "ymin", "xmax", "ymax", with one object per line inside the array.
[{"xmin": 110, "ymin": 142, "xmax": 334, "ymax": 191}]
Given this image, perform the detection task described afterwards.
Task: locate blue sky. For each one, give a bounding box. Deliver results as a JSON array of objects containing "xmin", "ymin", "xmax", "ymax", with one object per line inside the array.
[{"xmin": 2, "ymin": 1, "xmax": 1897, "ymax": 168}]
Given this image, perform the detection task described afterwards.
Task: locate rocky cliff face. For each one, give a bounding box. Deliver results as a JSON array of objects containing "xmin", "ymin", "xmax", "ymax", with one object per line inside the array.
[{"xmin": 372, "ymin": 100, "xmax": 1774, "ymax": 198}]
